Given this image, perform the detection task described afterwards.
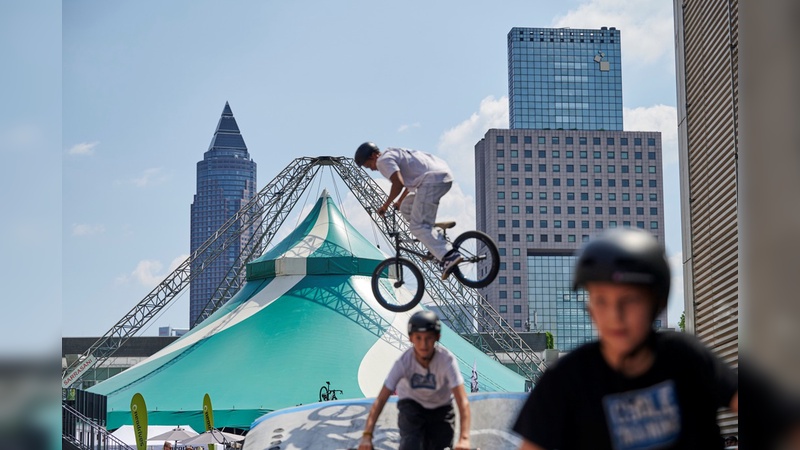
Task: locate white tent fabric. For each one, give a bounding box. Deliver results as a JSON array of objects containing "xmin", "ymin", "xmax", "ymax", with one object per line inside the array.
[{"xmin": 110, "ymin": 424, "xmax": 198, "ymax": 447}]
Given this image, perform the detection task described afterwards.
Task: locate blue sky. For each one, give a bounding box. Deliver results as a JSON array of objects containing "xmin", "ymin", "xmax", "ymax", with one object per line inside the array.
[{"xmin": 56, "ymin": 0, "xmax": 682, "ymax": 341}]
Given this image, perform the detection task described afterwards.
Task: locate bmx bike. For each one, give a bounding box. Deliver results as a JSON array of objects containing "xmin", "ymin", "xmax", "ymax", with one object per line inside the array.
[
  {"xmin": 319, "ymin": 381, "xmax": 342, "ymax": 402},
  {"xmin": 371, "ymin": 213, "xmax": 500, "ymax": 312}
]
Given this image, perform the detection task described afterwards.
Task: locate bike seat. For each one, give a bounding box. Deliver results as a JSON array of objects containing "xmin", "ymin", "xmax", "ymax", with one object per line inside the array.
[{"xmin": 434, "ymin": 221, "xmax": 456, "ymax": 230}]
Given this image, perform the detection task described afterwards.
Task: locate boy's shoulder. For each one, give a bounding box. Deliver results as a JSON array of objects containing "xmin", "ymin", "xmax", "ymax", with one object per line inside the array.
[{"xmin": 544, "ymin": 340, "xmax": 603, "ymax": 378}]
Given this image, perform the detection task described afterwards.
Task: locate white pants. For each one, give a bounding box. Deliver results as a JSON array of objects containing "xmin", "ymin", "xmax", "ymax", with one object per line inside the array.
[{"xmin": 399, "ymin": 181, "xmax": 452, "ymax": 261}]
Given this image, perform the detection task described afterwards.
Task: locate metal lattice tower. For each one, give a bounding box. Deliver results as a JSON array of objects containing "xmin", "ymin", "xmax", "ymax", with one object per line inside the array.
[{"xmin": 63, "ymin": 156, "xmax": 545, "ymax": 387}]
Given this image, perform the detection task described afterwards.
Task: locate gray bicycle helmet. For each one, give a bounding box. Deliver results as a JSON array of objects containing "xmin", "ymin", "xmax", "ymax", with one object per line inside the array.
[
  {"xmin": 573, "ymin": 228, "xmax": 670, "ymax": 313},
  {"xmin": 408, "ymin": 310, "xmax": 442, "ymax": 334},
  {"xmin": 354, "ymin": 142, "xmax": 379, "ymax": 166}
]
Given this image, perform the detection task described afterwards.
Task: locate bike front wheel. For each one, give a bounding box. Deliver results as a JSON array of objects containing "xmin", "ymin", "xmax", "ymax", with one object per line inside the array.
[
  {"xmin": 451, "ymin": 231, "xmax": 501, "ymax": 288},
  {"xmin": 371, "ymin": 257, "xmax": 425, "ymax": 312}
]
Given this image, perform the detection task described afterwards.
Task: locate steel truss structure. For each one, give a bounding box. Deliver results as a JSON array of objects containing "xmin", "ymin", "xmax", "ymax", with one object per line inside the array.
[{"xmin": 63, "ymin": 156, "xmax": 545, "ymax": 387}]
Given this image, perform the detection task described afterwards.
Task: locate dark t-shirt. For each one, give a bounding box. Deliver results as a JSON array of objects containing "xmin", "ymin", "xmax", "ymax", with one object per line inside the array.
[{"xmin": 513, "ymin": 331, "xmax": 738, "ymax": 450}]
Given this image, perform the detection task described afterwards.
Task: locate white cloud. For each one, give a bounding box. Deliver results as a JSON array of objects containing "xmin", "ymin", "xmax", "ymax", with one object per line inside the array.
[
  {"xmin": 67, "ymin": 141, "xmax": 98, "ymax": 156},
  {"xmin": 552, "ymin": 0, "xmax": 674, "ymax": 66},
  {"xmin": 623, "ymin": 104, "xmax": 679, "ymax": 164},
  {"xmin": 397, "ymin": 122, "xmax": 421, "ymax": 133},
  {"xmin": 131, "ymin": 167, "xmax": 168, "ymax": 187},
  {"xmin": 437, "ymin": 95, "xmax": 509, "ymax": 193},
  {"xmin": 666, "ymin": 250, "xmax": 685, "ymax": 328},
  {"xmin": 71, "ymin": 223, "xmax": 106, "ymax": 237},
  {"xmin": 117, "ymin": 254, "xmax": 188, "ymax": 287}
]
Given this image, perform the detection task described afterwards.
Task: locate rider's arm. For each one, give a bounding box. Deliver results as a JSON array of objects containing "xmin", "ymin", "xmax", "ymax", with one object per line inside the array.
[
  {"xmin": 379, "ymin": 171, "xmax": 405, "ymax": 216},
  {"xmin": 358, "ymin": 385, "xmax": 392, "ymax": 449},
  {"xmin": 393, "ymin": 188, "xmax": 409, "ymax": 209},
  {"xmin": 452, "ymin": 384, "xmax": 471, "ymax": 450}
]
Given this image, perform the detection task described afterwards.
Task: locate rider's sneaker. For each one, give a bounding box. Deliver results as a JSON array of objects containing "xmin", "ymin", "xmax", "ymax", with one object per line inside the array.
[{"xmin": 440, "ymin": 251, "xmax": 464, "ymax": 280}]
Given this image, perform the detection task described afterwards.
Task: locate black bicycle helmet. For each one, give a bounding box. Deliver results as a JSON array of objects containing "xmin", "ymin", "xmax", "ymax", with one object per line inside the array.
[
  {"xmin": 354, "ymin": 142, "xmax": 379, "ymax": 166},
  {"xmin": 573, "ymin": 228, "xmax": 670, "ymax": 313},
  {"xmin": 408, "ymin": 310, "xmax": 442, "ymax": 334}
]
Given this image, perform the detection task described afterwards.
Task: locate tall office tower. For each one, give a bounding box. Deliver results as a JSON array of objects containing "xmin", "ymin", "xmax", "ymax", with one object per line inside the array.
[
  {"xmin": 475, "ymin": 130, "xmax": 666, "ymax": 351},
  {"xmin": 674, "ymin": 0, "xmax": 738, "ymax": 435},
  {"xmin": 189, "ymin": 102, "xmax": 257, "ymax": 327},
  {"xmin": 475, "ymin": 26, "xmax": 665, "ymax": 352},
  {"xmin": 508, "ymin": 27, "xmax": 623, "ymax": 131}
]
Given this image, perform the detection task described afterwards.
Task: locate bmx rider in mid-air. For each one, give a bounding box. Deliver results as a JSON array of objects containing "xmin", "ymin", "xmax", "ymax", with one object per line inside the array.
[{"xmin": 354, "ymin": 142, "xmax": 464, "ymax": 280}]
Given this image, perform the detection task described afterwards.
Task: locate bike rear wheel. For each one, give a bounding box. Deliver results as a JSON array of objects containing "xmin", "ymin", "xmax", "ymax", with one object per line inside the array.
[
  {"xmin": 451, "ymin": 230, "xmax": 501, "ymax": 288},
  {"xmin": 371, "ymin": 257, "xmax": 425, "ymax": 312},
  {"xmin": 319, "ymin": 386, "xmax": 329, "ymax": 402}
]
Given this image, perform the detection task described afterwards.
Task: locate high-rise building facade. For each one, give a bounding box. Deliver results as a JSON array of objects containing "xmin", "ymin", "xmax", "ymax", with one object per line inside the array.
[
  {"xmin": 673, "ymin": 0, "xmax": 738, "ymax": 435},
  {"xmin": 475, "ymin": 129, "xmax": 667, "ymax": 350},
  {"xmin": 190, "ymin": 102, "xmax": 257, "ymax": 326},
  {"xmin": 476, "ymin": 27, "xmax": 665, "ymax": 352},
  {"xmin": 508, "ymin": 27, "xmax": 623, "ymax": 131}
]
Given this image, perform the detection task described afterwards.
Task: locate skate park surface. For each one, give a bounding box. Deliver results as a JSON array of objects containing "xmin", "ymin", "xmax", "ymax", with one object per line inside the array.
[{"xmin": 244, "ymin": 391, "xmax": 527, "ymax": 450}]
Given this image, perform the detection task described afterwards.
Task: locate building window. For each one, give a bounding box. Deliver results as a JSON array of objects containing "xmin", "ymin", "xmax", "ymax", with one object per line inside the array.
[
  {"xmin": 623, "ymin": 207, "xmax": 631, "ymax": 215},
  {"xmin": 524, "ymin": 150, "xmax": 532, "ymax": 157},
  {"xmin": 511, "ymin": 192, "xmax": 519, "ymax": 199},
  {"xmin": 609, "ymin": 221, "xmax": 617, "ymax": 228},
  {"xmin": 567, "ymin": 193, "xmax": 575, "ymax": 200},
  {"xmin": 580, "ymin": 165, "xmax": 588, "ymax": 173},
  {"xmin": 581, "ymin": 220, "xmax": 589, "ymax": 229},
  {"xmin": 649, "ymin": 179, "xmax": 657, "ymax": 187},
  {"xmin": 539, "ymin": 206, "xmax": 548, "ymax": 213},
  {"xmin": 512, "ymin": 220, "xmax": 520, "ymax": 228},
  {"xmin": 637, "ymin": 221, "xmax": 645, "ymax": 229},
  {"xmin": 607, "ymin": 151, "xmax": 615, "ymax": 159},
  {"xmin": 511, "ymin": 164, "xmax": 519, "ymax": 172},
  {"xmin": 540, "ymin": 220, "xmax": 548, "ymax": 228},
  {"xmin": 568, "ymin": 220, "xmax": 576, "ymax": 228},
  {"xmin": 581, "ymin": 193, "xmax": 589, "ymax": 200},
  {"xmin": 499, "ymin": 304, "xmax": 508, "ymax": 312},
  {"xmin": 648, "ymin": 152, "xmax": 656, "ymax": 160},
  {"xmin": 636, "ymin": 179, "xmax": 644, "ymax": 187},
  {"xmin": 567, "ymin": 164, "xmax": 574, "ymax": 173},
  {"xmin": 553, "ymin": 192, "xmax": 562, "ymax": 200},
  {"xmin": 566, "ymin": 137, "xmax": 574, "ymax": 145},
  {"xmin": 579, "ymin": 137, "xmax": 587, "ymax": 145},
  {"xmin": 513, "ymin": 304, "xmax": 522, "ymax": 313},
  {"xmin": 538, "ymin": 150, "xmax": 546, "ymax": 158},
  {"xmin": 650, "ymin": 207, "xmax": 658, "ymax": 215},
  {"xmin": 607, "ymin": 165, "xmax": 616, "ymax": 173},
  {"xmin": 607, "ymin": 137, "xmax": 615, "ymax": 145},
  {"xmin": 539, "ymin": 178, "xmax": 547, "ymax": 186},
  {"xmin": 511, "ymin": 205, "xmax": 520, "ymax": 214},
  {"xmin": 608, "ymin": 179, "xmax": 616, "ymax": 187},
  {"xmin": 512, "ymin": 234, "xmax": 520, "ymax": 242},
  {"xmin": 513, "ymin": 291, "xmax": 522, "ymax": 299},
  {"xmin": 526, "ymin": 220, "xmax": 533, "ymax": 228},
  {"xmin": 553, "ymin": 164, "xmax": 561, "ymax": 172},
  {"xmin": 511, "ymin": 150, "xmax": 518, "ymax": 157},
  {"xmin": 553, "ymin": 178, "xmax": 561, "ymax": 186},
  {"xmin": 609, "ymin": 193, "xmax": 617, "ymax": 200},
  {"xmin": 498, "ymin": 219, "xmax": 506, "ymax": 228},
  {"xmin": 580, "ymin": 151, "xmax": 588, "ymax": 158},
  {"xmin": 498, "ymin": 234, "xmax": 506, "ymax": 242},
  {"xmin": 539, "ymin": 164, "xmax": 547, "ymax": 172},
  {"xmin": 650, "ymin": 221, "xmax": 659, "ymax": 229},
  {"xmin": 526, "ymin": 234, "xmax": 534, "ymax": 242},
  {"xmin": 567, "ymin": 178, "xmax": 575, "ymax": 186},
  {"xmin": 540, "ymin": 235, "xmax": 548, "ymax": 242},
  {"xmin": 512, "ymin": 248, "xmax": 521, "ymax": 256},
  {"xmin": 650, "ymin": 193, "xmax": 658, "ymax": 201},
  {"xmin": 620, "ymin": 137, "xmax": 629, "ymax": 146},
  {"xmin": 593, "ymin": 137, "xmax": 601, "ymax": 145},
  {"xmin": 596, "ymin": 221, "xmax": 604, "ymax": 229},
  {"xmin": 581, "ymin": 206, "xmax": 590, "ymax": 214},
  {"xmin": 538, "ymin": 136, "xmax": 546, "ymax": 144},
  {"xmin": 609, "ymin": 206, "xmax": 617, "ymax": 215},
  {"xmin": 595, "ymin": 207, "xmax": 603, "ymax": 214},
  {"xmin": 524, "ymin": 136, "xmax": 532, "ymax": 144},
  {"xmin": 513, "ymin": 262, "xmax": 521, "ymax": 270},
  {"xmin": 634, "ymin": 137, "xmax": 642, "ymax": 146},
  {"xmin": 514, "ymin": 319, "xmax": 522, "ymax": 328},
  {"xmin": 499, "ymin": 248, "xmax": 507, "ymax": 256},
  {"xmin": 552, "ymin": 137, "xmax": 560, "ymax": 144},
  {"xmin": 649, "ymin": 166, "xmax": 657, "ymax": 173},
  {"xmin": 525, "ymin": 164, "xmax": 533, "ymax": 172},
  {"xmin": 497, "ymin": 205, "xmax": 505, "ymax": 214},
  {"xmin": 497, "ymin": 149, "xmax": 505, "ymax": 158},
  {"xmin": 497, "ymin": 192, "xmax": 505, "ymax": 199},
  {"xmin": 622, "ymin": 193, "xmax": 631, "ymax": 201},
  {"xmin": 526, "ymin": 206, "xmax": 534, "ymax": 214},
  {"xmin": 499, "ymin": 276, "xmax": 507, "ymax": 284},
  {"xmin": 566, "ymin": 150, "xmax": 574, "ymax": 158},
  {"xmin": 636, "ymin": 193, "xmax": 644, "ymax": 201},
  {"xmin": 622, "ymin": 179, "xmax": 630, "ymax": 187},
  {"xmin": 554, "ymin": 220, "xmax": 562, "ymax": 228},
  {"xmin": 647, "ymin": 137, "xmax": 656, "ymax": 146},
  {"xmin": 636, "ymin": 207, "xmax": 644, "ymax": 215},
  {"xmin": 497, "ymin": 164, "xmax": 505, "ymax": 171},
  {"xmin": 621, "ymin": 151, "xmax": 629, "ymax": 159},
  {"xmin": 497, "ymin": 177, "xmax": 505, "ymax": 185},
  {"xmin": 510, "ymin": 136, "xmax": 519, "ymax": 144},
  {"xmin": 511, "ymin": 178, "xmax": 519, "ymax": 186},
  {"xmin": 568, "ymin": 234, "xmax": 576, "ymax": 242},
  {"xmin": 594, "ymin": 165, "xmax": 602, "ymax": 173},
  {"xmin": 593, "ymin": 151, "xmax": 601, "ymax": 158},
  {"xmin": 497, "ymin": 135, "xmax": 505, "ymax": 144}
]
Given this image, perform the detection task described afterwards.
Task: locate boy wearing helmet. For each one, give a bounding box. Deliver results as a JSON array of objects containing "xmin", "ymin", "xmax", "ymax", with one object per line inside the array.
[
  {"xmin": 354, "ymin": 142, "xmax": 464, "ymax": 280},
  {"xmin": 513, "ymin": 228, "xmax": 738, "ymax": 450},
  {"xmin": 358, "ymin": 310, "xmax": 471, "ymax": 450}
]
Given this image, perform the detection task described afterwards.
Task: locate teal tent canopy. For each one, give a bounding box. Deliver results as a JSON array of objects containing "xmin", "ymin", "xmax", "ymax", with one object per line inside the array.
[{"xmin": 89, "ymin": 191, "xmax": 525, "ymax": 431}]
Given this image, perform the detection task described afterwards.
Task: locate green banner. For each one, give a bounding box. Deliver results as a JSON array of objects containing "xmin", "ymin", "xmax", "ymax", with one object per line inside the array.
[{"xmin": 130, "ymin": 393, "xmax": 147, "ymax": 450}]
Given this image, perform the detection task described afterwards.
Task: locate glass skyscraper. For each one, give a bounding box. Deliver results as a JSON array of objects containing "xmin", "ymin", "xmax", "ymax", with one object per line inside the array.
[
  {"xmin": 189, "ymin": 102, "xmax": 257, "ymax": 327},
  {"xmin": 475, "ymin": 27, "xmax": 665, "ymax": 352},
  {"xmin": 508, "ymin": 27, "xmax": 623, "ymax": 131}
]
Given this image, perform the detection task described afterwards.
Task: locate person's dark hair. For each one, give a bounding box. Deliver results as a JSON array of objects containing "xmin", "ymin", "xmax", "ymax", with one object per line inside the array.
[
  {"xmin": 573, "ymin": 228, "xmax": 670, "ymax": 315},
  {"xmin": 354, "ymin": 142, "xmax": 379, "ymax": 166},
  {"xmin": 408, "ymin": 310, "xmax": 441, "ymax": 334}
]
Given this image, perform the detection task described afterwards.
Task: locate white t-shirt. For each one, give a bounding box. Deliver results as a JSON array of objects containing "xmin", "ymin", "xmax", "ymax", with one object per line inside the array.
[
  {"xmin": 376, "ymin": 147, "xmax": 453, "ymax": 190},
  {"xmin": 384, "ymin": 345, "xmax": 464, "ymax": 409}
]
